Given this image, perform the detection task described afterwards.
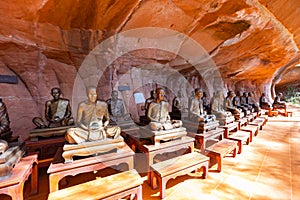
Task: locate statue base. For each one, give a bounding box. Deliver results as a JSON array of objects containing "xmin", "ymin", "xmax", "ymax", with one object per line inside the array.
[
  {"xmin": 62, "ymin": 137, "xmax": 125, "ymax": 163},
  {"xmin": 217, "ymin": 116, "xmax": 235, "ymax": 126},
  {"xmin": 0, "ymin": 145, "xmax": 25, "ymax": 180},
  {"xmin": 29, "ymin": 126, "xmax": 75, "ymax": 139},
  {"xmin": 183, "ymin": 119, "xmax": 220, "ymax": 133},
  {"xmin": 139, "ymin": 127, "xmax": 187, "ymax": 146}
]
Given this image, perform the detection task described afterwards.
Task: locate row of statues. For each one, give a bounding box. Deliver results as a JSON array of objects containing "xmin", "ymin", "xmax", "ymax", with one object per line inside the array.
[{"xmin": 1, "ymin": 86, "xmax": 287, "ymax": 144}]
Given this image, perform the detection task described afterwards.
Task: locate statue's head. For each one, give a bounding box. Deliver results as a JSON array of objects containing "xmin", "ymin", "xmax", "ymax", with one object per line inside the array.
[
  {"xmin": 150, "ymin": 90, "xmax": 157, "ymax": 99},
  {"xmin": 216, "ymin": 90, "xmax": 224, "ymax": 99},
  {"xmin": 229, "ymin": 91, "xmax": 235, "ymax": 97},
  {"xmin": 111, "ymin": 90, "xmax": 118, "ymax": 101},
  {"xmin": 195, "ymin": 88, "xmax": 203, "ymax": 99},
  {"xmin": 51, "ymin": 88, "xmax": 61, "ymax": 100},
  {"xmin": 86, "ymin": 86, "xmax": 97, "ymax": 103},
  {"xmin": 243, "ymin": 92, "xmax": 248, "ymax": 97},
  {"xmin": 236, "ymin": 91, "xmax": 241, "ymax": 96},
  {"xmin": 156, "ymin": 88, "xmax": 165, "ymax": 102}
]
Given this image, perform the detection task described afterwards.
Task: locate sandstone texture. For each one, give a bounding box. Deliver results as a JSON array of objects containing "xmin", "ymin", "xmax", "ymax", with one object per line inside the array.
[{"xmin": 0, "ymin": 0, "xmax": 299, "ymax": 139}]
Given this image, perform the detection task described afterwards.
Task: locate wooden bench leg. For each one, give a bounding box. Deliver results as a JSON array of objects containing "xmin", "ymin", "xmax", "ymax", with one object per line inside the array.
[
  {"xmin": 237, "ymin": 140, "xmax": 242, "ymax": 154},
  {"xmin": 136, "ymin": 185, "xmax": 143, "ymax": 200},
  {"xmin": 216, "ymin": 155, "xmax": 222, "ymax": 172},
  {"xmin": 233, "ymin": 147, "xmax": 237, "ymax": 158},
  {"xmin": 200, "ymin": 162, "xmax": 209, "ymax": 179},
  {"xmin": 159, "ymin": 177, "xmax": 167, "ymax": 199}
]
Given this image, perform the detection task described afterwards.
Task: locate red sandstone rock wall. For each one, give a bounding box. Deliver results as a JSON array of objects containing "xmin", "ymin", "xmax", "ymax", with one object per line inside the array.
[{"xmin": 0, "ymin": 0, "xmax": 299, "ymax": 139}]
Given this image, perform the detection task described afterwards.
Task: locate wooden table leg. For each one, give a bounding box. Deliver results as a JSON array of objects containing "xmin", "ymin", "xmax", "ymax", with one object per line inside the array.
[
  {"xmin": 49, "ymin": 173, "xmax": 62, "ymax": 192},
  {"xmin": 30, "ymin": 162, "xmax": 38, "ymax": 195}
]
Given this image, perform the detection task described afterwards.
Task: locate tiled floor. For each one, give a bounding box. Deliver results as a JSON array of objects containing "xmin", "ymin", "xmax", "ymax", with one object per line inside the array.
[{"xmin": 2, "ymin": 107, "xmax": 300, "ymax": 200}]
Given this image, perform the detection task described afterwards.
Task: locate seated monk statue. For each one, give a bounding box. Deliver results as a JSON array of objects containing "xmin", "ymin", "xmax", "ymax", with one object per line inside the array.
[
  {"xmin": 233, "ymin": 91, "xmax": 248, "ymax": 115},
  {"xmin": 202, "ymin": 92, "xmax": 211, "ymax": 113},
  {"xmin": 144, "ymin": 90, "xmax": 156, "ymax": 117},
  {"xmin": 241, "ymin": 92, "xmax": 253, "ymax": 111},
  {"xmin": 211, "ymin": 90, "xmax": 232, "ymax": 119},
  {"xmin": 272, "ymin": 92, "xmax": 286, "ymax": 109},
  {"xmin": 247, "ymin": 92, "xmax": 260, "ymax": 112},
  {"xmin": 225, "ymin": 91, "xmax": 242, "ymax": 116},
  {"xmin": 106, "ymin": 90, "xmax": 131, "ymax": 124},
  {"xmin": 147, "ymin": 88, "xmax": 182, "ymax": 131},
  {"xmin": 33, "ymin": 88, "xmax": 74, "ymax": 128},
  {"xmin": 172, "ymin": 90, "xmax": 184, "ymax": 113},
  {"xmin": 65, "ymin": 86, "xmax": 121, "ymax": 144},
  {"xmin": 259, "ymin": 92, "xmax": 271, "ymax": 109},
  {"xmin": 0, "ymin": 99, "xmax": 12, "ymax": 140},
  {"xmin": 188, "ymin": 88, "xmax": 216, "ymax": 123}
]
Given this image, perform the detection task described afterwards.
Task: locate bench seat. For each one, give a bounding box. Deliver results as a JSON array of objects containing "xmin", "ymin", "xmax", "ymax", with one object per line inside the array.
[
  {"xmin": 227, "ymin": 130, "xmax": 250, "ymax": 154},
  {"xmin": 48, "ymin": 169, "xmax": 143, "ymax": 200},
  {"xmin": 150, "ymin": 152, "xmax": 209, "ymax": 198},
  {"xmin": 205, "ymin": 139, "xmax": 237, "ymax": 172}
]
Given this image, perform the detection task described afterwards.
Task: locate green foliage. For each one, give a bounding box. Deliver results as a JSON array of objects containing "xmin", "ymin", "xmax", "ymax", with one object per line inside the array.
[{"xmin": 285, "ymin": 86, "xmax": 300, "ymax": 105}]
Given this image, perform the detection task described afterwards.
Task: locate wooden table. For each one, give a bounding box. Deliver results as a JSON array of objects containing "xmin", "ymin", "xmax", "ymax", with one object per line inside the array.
[
  {"xmin": 0, "ymin": 154, "xmax": 38, "ymax": 200},
  {"xmin": 25, "ymin": 136, "xmax": 66, "ymax": 168},
  {"xmin": 47, "ymin": 144, "xmax": 134, "ymax": 192},
  {"xmin": 187, "ymin": 128, "xmax": 224, "ymax": 154},
  {"xmin": 123, "ymin": 131, "xmax": 195, "ymax": 183}
]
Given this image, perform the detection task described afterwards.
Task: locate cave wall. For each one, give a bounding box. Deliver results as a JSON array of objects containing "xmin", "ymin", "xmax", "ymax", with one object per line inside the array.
[{"xmin": 0, "ymin": 0, "xmax": 299, "ymax": 140}]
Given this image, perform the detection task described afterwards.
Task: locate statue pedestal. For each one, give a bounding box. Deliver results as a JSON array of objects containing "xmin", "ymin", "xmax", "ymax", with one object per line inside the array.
[
  {"xmin": 217, "ymin": 116, "xmax": 235, "ymax": 126},
  {"xmin": 29, "ymin": 126, "xmax": 75, "ymax": 139},
  {"xmin": 139, "ymin": 127, "xmax": 187, "ymax": 146},
  {"xmin": 182, "ymin": 119, "xmax": 220, "ymax": 133},
  {"xmin": 62, "ymin": 137, "xmax": 125, "ymax": 163}
]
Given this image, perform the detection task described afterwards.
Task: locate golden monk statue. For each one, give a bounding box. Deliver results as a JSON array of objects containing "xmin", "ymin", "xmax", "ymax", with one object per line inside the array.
[
  {"xmin": 65, "ymin": 86, "xmax": 121, "ymax": 144},
  {"xmin": 147, "ymin": 88, "xmax": 182, "ymax": 131},
  {"xmin": 33, "ymin": 88, "xmax": 74, "ymax": 128},
  {"xmin": 188, "ymin": 88, "xmax": 216, "ymax": 123}
]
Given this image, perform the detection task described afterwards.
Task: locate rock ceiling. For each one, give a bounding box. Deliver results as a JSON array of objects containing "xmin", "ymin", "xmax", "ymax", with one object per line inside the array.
[{"xmin": 0, "ymin": 0, "xmax": 300, "ymax": 137}]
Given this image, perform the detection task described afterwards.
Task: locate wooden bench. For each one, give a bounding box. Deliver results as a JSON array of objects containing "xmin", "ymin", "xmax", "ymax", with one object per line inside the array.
[
  {"xmin": 205, "ymin": 139, "xmax": 237, "ymax": 172},
  {"xmin": 227, "ymin": 130, "xmax": 250, "ymax": 154},
  {"xmin": 48, "ymin": 169, "xmax": 143, "ymax": 200},
  {"xmin": 249, "ymin": 117, "xmax": 266, "ymax": 130},
  {"xmin": 241, "ymin": 124, "xmax": 259, "ymax": 140},
  {"xmin": 150, "ymin": 152, "xmax": 209, "ymax": 199}
]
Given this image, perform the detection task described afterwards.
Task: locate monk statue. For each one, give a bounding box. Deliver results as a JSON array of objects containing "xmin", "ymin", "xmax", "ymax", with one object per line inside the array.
[
  {"xmin": 211, "ymin": 91, "xmax": 233, "ymax": 119},
  {"xmin": 225, "ymin": 91, "xmax": 242, "ymax": 116},
  {"xmin": 202, "ymin": 92, "xmax": 211, "ymax": 113},
  {"xmin": 259, "ymin": 93, "xmax": 271, "ymax": 109},
  {"xmin": 33, "ymin": 88, "xmax": 74, "ymax": 128},
  {"xmin": 144, "ymin": 90, "xmax": 156, "ymax": 116},
  {"xmin": 65, "ymin": 86, "xmax": 121, "ymax": 144},
  {"xmin": 247, "ymin": 92, "xmax": 260, "ymax": 112},
  {"xmin": 147, "ymin": 88, "xmax": 182, "ymax": 131},
  {"xmin": 233, "ymin": 91, "xmax": 248, "ymax": 115},
  {"xmin": 188, "ymin": 88, "xmax": 216, "ymax": 123},
  {"xmin": 172, "ymin": 90, "xmax": 184, "ymax": 114},
  {"xmin": 272, "ymin": 92, "xmax": 286, "ymax": 109},
  {"xmin": 171, "ymin": 90, "xmax": 185, "ymax": 120},
  {"xmin": 0, "ymin": 99, "xmax": 12, "ymax": 140},
  {"xmin": 241, "ymin": 92, "xmax": 253, "ymax": 111},
  {"xmin": 106, "ymin": 90, "xmax": 131, "ymax": 124}
]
